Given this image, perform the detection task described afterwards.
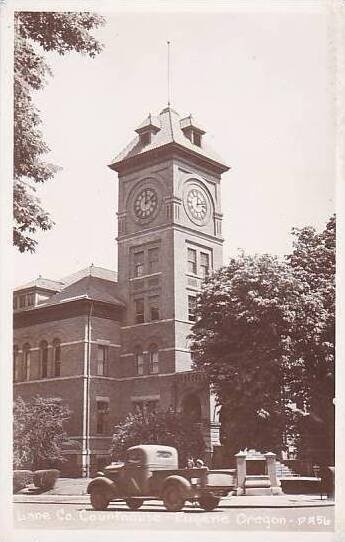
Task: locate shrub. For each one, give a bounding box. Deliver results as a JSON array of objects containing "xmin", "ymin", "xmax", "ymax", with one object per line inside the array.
[
  {"xmin": 13, "ymin": 396, "xmax": 71, "ymax": 471},
  {"xmin": 33, "ymin": 469, "xmax": 60, "ymax": 490},
  {"xmin": 13, "ymin": 470, "xmax": 33, "ymax": 493}
]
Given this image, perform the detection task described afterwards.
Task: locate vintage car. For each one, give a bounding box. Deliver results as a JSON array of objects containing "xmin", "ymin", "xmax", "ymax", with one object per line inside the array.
[{"xmin": 87, "ymin": 444, "xmax": 235, "ymax": 512}]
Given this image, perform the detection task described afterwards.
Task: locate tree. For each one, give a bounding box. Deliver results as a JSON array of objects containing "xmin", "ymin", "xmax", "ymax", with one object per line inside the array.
[
  {"xmin": 13, "ymin": 395, "xmax": 71, "ymax": 470},
  {"xmin": 189, "ymin": 242, "xmax": 331, "ymax": 458},
  {"xmin": 288, "ymin": 215, "xmax": 335, "ymax": 464},
  {"xmin": 111, "ymin": 409, "xmax": 205, "ymax": 467},
  {"xmin": 14, "ymin": 11, "xmax": 105, "ymax": 252},
  {"xmin": 190, "ymin": 254, "xmax": 298, "ymax": 455}
]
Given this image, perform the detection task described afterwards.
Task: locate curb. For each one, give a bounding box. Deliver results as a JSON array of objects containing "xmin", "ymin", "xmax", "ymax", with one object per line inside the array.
[{"xmin": 13, "ymin": 495, "xmax": 335, "ymax": 509}]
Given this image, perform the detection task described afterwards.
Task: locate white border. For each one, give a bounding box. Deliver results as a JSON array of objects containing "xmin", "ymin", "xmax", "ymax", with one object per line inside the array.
[{"xmin": 1, "ymin": 1, "xmax": 344, "ymax": 542}]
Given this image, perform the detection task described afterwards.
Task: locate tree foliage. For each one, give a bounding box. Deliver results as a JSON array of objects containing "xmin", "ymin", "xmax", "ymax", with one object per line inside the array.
[
  {"xmin": 288, "ymin": 215, "xmax": 335, "ymax": 463},
  {"xmin": 13, "ymin": 396, "xmax": 71, "ymax": 470},
  {"xmin": 189, "ymin": 216, "xmax": 335, "ymax": 463},
  {"xmin": 111, "ymin": 409, "xmax": 205, "ymax": 467},
  {"xmin": 14, "ymin": 11, "xmax": 105, "ymax": 252}
]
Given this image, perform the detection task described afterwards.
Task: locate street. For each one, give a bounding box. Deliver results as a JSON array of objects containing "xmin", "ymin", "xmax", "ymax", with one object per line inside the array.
[{"xmin": 14, "ymin": 501, "xmax": 334, "ymax": 532}]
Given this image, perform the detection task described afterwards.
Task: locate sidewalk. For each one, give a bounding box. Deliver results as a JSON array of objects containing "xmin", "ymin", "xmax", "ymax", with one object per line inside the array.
[{"xmin": 13, "ymin": 478, "xmax": 334, "ymax": 508}]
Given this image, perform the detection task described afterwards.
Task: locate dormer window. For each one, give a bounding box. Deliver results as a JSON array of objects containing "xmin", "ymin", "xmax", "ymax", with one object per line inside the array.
[
  {"xmin": 180, "ymin": 115, "xmax": 205, "ymax": 148},
  {"xmin": 135, "ymin": 113, "xmax": 160, "ymax": 147}
]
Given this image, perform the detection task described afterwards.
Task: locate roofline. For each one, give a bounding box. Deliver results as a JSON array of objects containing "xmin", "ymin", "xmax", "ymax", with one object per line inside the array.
[
  {"xmin": 14, "ymin": 286, "xmax": 63, "ymax": 294},
  {"xmin": 14, "ymin": 295, "xmax": 125, "ymax": 315},
  {"xmin": 14, "ymin": 297, "xmax": 124, "ymax": 328},
  {"xmin": 108, "ymin": 141, "xmax": 230, "ymax": 175}
]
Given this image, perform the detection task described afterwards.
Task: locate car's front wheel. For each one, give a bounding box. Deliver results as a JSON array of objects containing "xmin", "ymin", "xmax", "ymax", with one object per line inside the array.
[
  {"xmin": 90, "ymin": 490, "xmax": 110, "ymax": 511},
  {"xmin": 162, "ymin": 483, "xmax": 186, "ymax": 512},
  {"xmin": 198, "ymin": 495, "xmax": 220, "ymax": 511},
  {"xmin": 126, "ymin": 498, "xmax": 144, "ymax": 510}
]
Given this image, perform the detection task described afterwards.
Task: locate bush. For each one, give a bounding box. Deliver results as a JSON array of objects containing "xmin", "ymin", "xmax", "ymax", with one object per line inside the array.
[
  {"xmin": 13, "ymin": 470, "xmax": 33, "ymax": 493},
  {"xmin": 33, "ymin": 469, "xmax": 60, "ymax": 490}
]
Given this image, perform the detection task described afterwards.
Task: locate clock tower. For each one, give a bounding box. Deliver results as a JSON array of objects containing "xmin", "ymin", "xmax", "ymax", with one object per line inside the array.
[{"xmin": 109, "ymin": 106, "xmax": 229, "ymax": 458}]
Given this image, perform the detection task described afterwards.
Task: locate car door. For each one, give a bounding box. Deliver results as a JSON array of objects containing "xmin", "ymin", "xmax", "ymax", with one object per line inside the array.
[{"xmin": 122, "ymin": 448, "xmax": 146, "ymax": 496}]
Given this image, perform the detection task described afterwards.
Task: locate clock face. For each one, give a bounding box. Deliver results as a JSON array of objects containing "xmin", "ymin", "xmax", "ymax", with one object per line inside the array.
[
  {"xmin": 186, "ymin": 187, "xmax": 208, "ymax": 223},
  {"xmin": 134, "ymin": 187, "xmax": 158, "ymax": 219}
]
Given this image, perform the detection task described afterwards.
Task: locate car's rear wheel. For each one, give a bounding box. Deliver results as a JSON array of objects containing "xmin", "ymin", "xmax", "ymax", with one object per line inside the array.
[
  {"xmin": 198, "ymin": 495, "xmax": 220, "ymax": 511},
  {"xmin": 126, "ymin": 498, "xmax": 144, "ymax": 510},
  {"xmin": 90, "ymin": 490, "xmax": 110, "ymax": 511},
  {"xmin": 162, "ymin": 483, "xmax": 186, "ymax": 512}
]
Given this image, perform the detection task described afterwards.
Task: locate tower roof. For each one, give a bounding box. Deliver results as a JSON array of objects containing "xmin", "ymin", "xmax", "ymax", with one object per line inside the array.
[{"xmin": 109, "ymin": 106, "xmax": 229, "ymax": 173}]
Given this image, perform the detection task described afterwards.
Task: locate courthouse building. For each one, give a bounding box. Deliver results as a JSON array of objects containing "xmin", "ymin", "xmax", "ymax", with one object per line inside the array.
[{"xmin": 13, "ymin": 105, "xmax": 230, "ymax": 475}]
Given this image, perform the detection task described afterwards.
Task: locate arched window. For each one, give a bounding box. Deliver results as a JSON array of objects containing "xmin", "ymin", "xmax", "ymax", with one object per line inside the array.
[
  {"xmin": 135, "ymin": 347, "xmax": 144, "ymax": 376},
  {"xmin": 13, "ymin": 345, "xmax": 19, "ymax": 382},
  {"xmin": 22, "ymin": 343, "xmax": 31, "ymax": 381},
  {"xmin": 40, "ymin": 340, "xmax": 48, "ymax": 378},
  {"xmin": 53, "ymin": 339, "xmax": 61, "ymax": 377},
  {"xmin": 149, "ymin": 344, "xmax": 159, "ymax": 374}
]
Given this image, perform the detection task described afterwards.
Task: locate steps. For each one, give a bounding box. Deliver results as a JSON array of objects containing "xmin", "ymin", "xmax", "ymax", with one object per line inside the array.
[
  {"xmin": 237, "ymin": 450, "xmax": 297, "ymax": 496},
  {"xmin": 275, "ymin": 460, "xmax": 299, "ymax": 478},
  {"xmin": 244, "ymin": 475, "xmax": 273, "ymax": 496}
]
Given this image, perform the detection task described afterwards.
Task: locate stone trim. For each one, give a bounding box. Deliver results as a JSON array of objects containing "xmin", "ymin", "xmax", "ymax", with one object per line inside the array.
[
  {"xmin": 121, "ymin": 318, "xmax": 174, "ymax": 330},
  {"xmin": 15, "ymin": 339, "xmax": 122, "ymax": 352}
]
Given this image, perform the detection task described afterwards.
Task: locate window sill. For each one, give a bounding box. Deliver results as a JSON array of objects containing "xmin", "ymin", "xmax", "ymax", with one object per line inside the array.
[
  {"xmin": 186, "ymin": 272, "xmax": 210, "ymax": 280},
  {"xmin": 130, "ymin": 272, "xmax": 162, "ymax": 281}
]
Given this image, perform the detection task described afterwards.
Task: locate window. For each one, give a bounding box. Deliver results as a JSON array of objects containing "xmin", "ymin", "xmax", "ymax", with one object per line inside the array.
[
  {"xmin": 148, "ymin": 247, "xmax": 159, "ymax": 274},
  {"xmin": 200, "ymin": 252, "xmax": 210, "ymax": 279},
  {"xmin": 135, "ymin": 298, "xmax": 144, "ymax": 323},
  {"xmin": 97, "ymin": 345, "xmax": 108, "ymax": 376},
  {"xmin": 127, "ymin": 448, "xmax": 143, "ymax": 463},
  {"xmin": 187, "ymin": 248, "xmax": 197, "ymax": 275},
  {"xmin": 27, "ymin": 292, "xmax": 35, "ymax": 306},
  {"xmin": 149, "ymin": 345, "xmax": 159, "ymax": 374},
  {"xmin": 140, "ymin": 131, "xmax": 151, "ymax": 146},
  {"xmin": 22, "ymin": 343, "xmax": 31, "ymax": 381},
  {"xmin": 134, "ymin": 251, "xmax": 145, "ymax": 277},
  {"xmin": 13, "ymin": 345, "xmax": 19, "ymax": 382},
  {"xmin": 40, "ymin": 340, "xmax": 48, "ymax": 378},
  {"xmin": 13, "ymin": 296, "xmax": 18, "ymax": 310},
  {"xmin": 156, "ymin": 450, "xmax": 173, "ymax": 458},
  {"xmin": 19, "ymin": 295, "xmax": 26, "ymax": 308},
  {"xmin": 96, "ymin": 400, "xmax": 109, "ymax": 434},
  {"xmin": 53, "ymin": 339, "xmax": 61, "ymax": 377},
  {"xmin": 193, "ymin": 131, "xmax": 201, "ymax": 147},
  {"xmin": 149, "ymin": 295, "xmax": 160, "ymax": 321},
  {"xmin": 188, "ymin": 295, "xmax": 197, "ymax": 322},
  {"xmin": 136, "ymin": 349, "xmax": 144, "ymax": 375}
]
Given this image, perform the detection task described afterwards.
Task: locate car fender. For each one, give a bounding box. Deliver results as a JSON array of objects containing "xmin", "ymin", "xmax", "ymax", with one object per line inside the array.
[
  {"xmin": 87, "ymin": 477, "xmax": 118, "ymax": 497},
  {"xmin": 161, "ymin": 475, "xmax": 192, "ymax": 497}
]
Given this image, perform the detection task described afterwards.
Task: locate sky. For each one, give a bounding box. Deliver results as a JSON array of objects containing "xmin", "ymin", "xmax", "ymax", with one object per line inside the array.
[{"xmin": 12, "ymin": 6, "xmax": 336, "ymax": 287}]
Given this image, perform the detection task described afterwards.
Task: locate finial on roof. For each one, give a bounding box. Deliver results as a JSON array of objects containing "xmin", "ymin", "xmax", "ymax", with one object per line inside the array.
[{"xmin": 167, "ymin": 41, "xmax": 172, "ymax": 106}]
